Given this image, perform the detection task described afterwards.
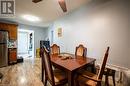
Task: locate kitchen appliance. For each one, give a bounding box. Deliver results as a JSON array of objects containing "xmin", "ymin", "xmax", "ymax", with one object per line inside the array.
[
  {"xmin": 0, "ymin": 30, "xmax": 8, "ymax": 67},
  {"xmin": 40, "ymin": 40, "xmax": 50, "ymax": 52}
]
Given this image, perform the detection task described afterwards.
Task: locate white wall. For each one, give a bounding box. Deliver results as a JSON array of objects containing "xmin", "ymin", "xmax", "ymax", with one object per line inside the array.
[
  {"xmin": 51, "ymin": 0, "xmax": 130, "ymax": 68},
  {"xmin": 47, "ymin": 24, "xmax": 54, "ymax": 45}
]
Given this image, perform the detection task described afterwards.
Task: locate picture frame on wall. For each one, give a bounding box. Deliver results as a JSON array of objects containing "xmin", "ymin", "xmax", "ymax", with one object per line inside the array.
[{"xmin": 58, "ymin": 28, "xmax": 62, "ymax": 37}]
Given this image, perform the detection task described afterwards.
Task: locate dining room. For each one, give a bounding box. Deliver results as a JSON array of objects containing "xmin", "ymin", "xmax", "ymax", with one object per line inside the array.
[
  {"xmin": 42, "ymin": 0, "xmax": 130, "ymax": 85},
  {"xmin": 0, "ymin": 0, "xmax": 129, "ymax": 86}
]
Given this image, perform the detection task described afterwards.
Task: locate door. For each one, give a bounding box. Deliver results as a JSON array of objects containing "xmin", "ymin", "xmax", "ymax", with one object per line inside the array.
[
  {"xmin": 18, "ymin": 32, "xmax": 28, "ymax": 54},
  {"xmin": 18, "ymin": 29, "xmax": 34, "ymax": 58}
]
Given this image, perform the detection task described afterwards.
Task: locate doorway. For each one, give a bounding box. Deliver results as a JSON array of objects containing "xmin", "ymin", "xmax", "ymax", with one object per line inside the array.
[
  {"xmin": 50, "ymin": 30, "xmax": 54, "ymax": 44},
  {"xmin": 18, "ymin": 29, "xmax": 34, "ymax": 59}
]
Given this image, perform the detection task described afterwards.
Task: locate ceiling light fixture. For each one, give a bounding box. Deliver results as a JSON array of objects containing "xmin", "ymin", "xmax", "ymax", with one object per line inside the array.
[{"xmin": 22, "ymin": 15, "xmax": 41, "ymax": 22}]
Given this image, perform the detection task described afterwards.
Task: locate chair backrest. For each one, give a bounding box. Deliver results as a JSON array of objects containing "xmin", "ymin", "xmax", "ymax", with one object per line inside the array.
[
  {"xmin": 75, "ymin": 44, "xmax": 87, "ymax": 57},
  {"xmin": 50, "ymin": 44, "xmax": 60, "ymax": 55},
  {"xmin": 41, "ymin": 46, "xmax": 55, "ymax": 85},
  {"xmin": 97, "ymin": 47, "xmax": 110, "ymax": 80}
]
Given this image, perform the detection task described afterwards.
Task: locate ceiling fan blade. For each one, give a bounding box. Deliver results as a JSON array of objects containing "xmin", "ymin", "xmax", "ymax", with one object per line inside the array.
[
  {"xmin": 32, "ymin": 0, "xmax": 42, "ymax": 3},
  {"xmin": 58, "ymin": 0, "xmax": 67, "ymax": 12}
]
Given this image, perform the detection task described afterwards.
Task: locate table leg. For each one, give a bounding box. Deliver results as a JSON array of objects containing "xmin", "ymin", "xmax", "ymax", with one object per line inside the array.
[
  {"xmin": 68, "ymin": 71, "xmax": 74, "ymax": 86},
  {"xmin": 105, "ymin": 75, "xmax": 109, "ymax": 86}
]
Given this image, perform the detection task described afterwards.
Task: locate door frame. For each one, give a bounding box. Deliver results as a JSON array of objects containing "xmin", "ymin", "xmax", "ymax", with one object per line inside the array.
[{"xmin": 18, "ymin": 29, "xmax": 34, "ymax": 58}]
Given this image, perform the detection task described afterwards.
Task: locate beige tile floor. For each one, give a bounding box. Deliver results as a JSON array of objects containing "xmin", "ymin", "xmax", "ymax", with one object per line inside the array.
[{"xmin": 0, "ymin": 58, "xmax": 123, "ymax": 86}]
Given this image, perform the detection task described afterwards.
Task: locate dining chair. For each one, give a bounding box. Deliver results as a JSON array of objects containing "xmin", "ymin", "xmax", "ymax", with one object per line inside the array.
[
  {"xmin": 50, "ymin": 44, "xmax": 60, "ymax": 55},
  {"xmin": 75, "ymin": 44, "xmax": 96, "ymax": 72},
  {"xmin": 104, "ymin": 68, "xmax": 116, "ymax": 86},
  {"xmin": 96, "ymin": 66, "xmax": 116, "ymax": 86},
  {"xmin": 75, "ymin": 44, "xmax": 87, "ymax": 57},
  {"xmin": 76, "ymin": 47, "xmax": 110, "ymax": 86},
  {"xmin": 41, "ymin": 46, "xmax": 68, "ymax": 86}
]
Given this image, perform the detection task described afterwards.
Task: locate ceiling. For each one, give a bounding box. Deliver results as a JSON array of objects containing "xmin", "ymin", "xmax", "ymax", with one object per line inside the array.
[{"xmin": 2, "ymin": 0, "xmax": 92, "ymax": 27}]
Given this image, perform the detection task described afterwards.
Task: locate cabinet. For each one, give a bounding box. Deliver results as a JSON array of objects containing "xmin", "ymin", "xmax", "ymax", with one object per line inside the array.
[
  {"xmin": 8, "ymin": 25, "xmax": 17, "ymax": 40},
  {"xmin": 8, "ymin": 48, "xmax": 17, "ymax": 64},
  {"xmin": 0, "ymin": 22, "xmax": 17, "ymax": 40},
  {"xmin": 0, "ymin": 22, "xmax": 18, "ymax": 64}
]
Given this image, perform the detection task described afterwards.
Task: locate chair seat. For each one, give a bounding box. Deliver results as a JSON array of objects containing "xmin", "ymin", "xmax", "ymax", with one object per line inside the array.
[
  {"xmin": 77, "ymin": 71, "xmax": 98, "ymax": 86},
  {"xmin": 53, "ymin": 69, "xmax": 67, "ymax": 85}
]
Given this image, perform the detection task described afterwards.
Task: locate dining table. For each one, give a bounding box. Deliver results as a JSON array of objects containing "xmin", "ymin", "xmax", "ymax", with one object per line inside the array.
[{"xmin": 50, "ymin": 53, "xmax": 96, "ymax": 86}]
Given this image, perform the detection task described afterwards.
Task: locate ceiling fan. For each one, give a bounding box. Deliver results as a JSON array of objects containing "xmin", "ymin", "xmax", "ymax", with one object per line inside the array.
[{"xmin": 32, "ymin": 0, "xmax": 67, "ymax": 12}]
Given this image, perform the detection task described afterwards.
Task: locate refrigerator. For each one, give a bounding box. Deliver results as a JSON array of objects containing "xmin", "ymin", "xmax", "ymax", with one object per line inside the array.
[{"xmin": 0, "ymin": 31, "xmax": 8, "ymax": 68}]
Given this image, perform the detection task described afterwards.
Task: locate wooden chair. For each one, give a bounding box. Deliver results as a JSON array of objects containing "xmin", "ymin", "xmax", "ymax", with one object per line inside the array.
[
  {"xmin": 104, "ymin": 68, "xmax": 116, "ymax": 86},
  {"xmin": 76, "ymin": 47, "xmax": 110, "ymax": 86},
  {"xmin": 41, "ymin": 46, "xmax": 67, "ymax": 86},
  {"xmin": 50, "ymin": 44, "xmax": 60, "ymax": 55},
  {"xmin": 75, "ymin": 44, "xmax": 96, "ymax": 72},
  {"xmin": 96, "ymin": 66, "xmax": 116, "ymax": 86},
  {"xmin": 75, "ymin": 44, "xmax": 87, "ymax": 57}
]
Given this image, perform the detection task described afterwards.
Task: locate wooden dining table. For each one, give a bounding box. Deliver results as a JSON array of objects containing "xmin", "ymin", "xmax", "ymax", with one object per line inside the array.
[{"xmin": 50, "ymin": 53, "xmax": 96, "ymax": 86}]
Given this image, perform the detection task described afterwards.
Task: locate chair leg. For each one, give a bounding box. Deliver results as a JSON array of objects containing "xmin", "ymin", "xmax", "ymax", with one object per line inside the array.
[
  {"xmin": 0, "ymin": 78, "xmax": 3, "ymax": 84},
  {"xmin": 97, "ymin": 82, "xmax": 101, "ymax": 86},
  {"xmin": 91, "ymin": 62, "xmax": 96, "ymax": 73},
  {"xmin": 42, "ymin": 71, "xmax": 46, "ymax": 84},
  {"xmin": 42, "ymin": 73, "xmax": 44, "ymax": 82},
  {"xmin": 105, "ymin": 75, "xmax": 109, "ymax": 86},
  {"xmin": 44, "ymin": 78, "xmax": 47, "ymax": 86},
  {"xmin": 0, "ymin": 73, "xmax": 3, "ymax": 84},
  {"xmin": 112, "ymin": 75, "xmax": 116, "ymax": 86}
]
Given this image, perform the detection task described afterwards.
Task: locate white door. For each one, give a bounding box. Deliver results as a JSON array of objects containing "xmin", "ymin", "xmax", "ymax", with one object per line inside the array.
[{"xmin": 18, "ymin": 32, "xmax": 28, "ymax": 54}]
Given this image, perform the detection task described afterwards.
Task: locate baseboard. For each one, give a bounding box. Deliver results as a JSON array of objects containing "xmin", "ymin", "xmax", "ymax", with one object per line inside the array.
[{"xmin": 106, "ymin": 63, "xmax": 129, "ymax": 71}]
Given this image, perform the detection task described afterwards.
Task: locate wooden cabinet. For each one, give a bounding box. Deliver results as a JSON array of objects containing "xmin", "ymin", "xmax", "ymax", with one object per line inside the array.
[
  {"xmin": 8, "ymin": 48, "xmax": 17, "ymax": 64},
  {"xmin": 0, "ymin": 22, "xmax": 18, "ymax": 64},
  {"xmin": 8, "ymin": 25, "xmax": 17, "ymax": 40},
  {"xmin": 0, "ymin": 22, "xmax": 18, "ymax": 40},
  {"xmin": 0, "ymin": 23, "xmax": 8, "ymax": 30}
]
